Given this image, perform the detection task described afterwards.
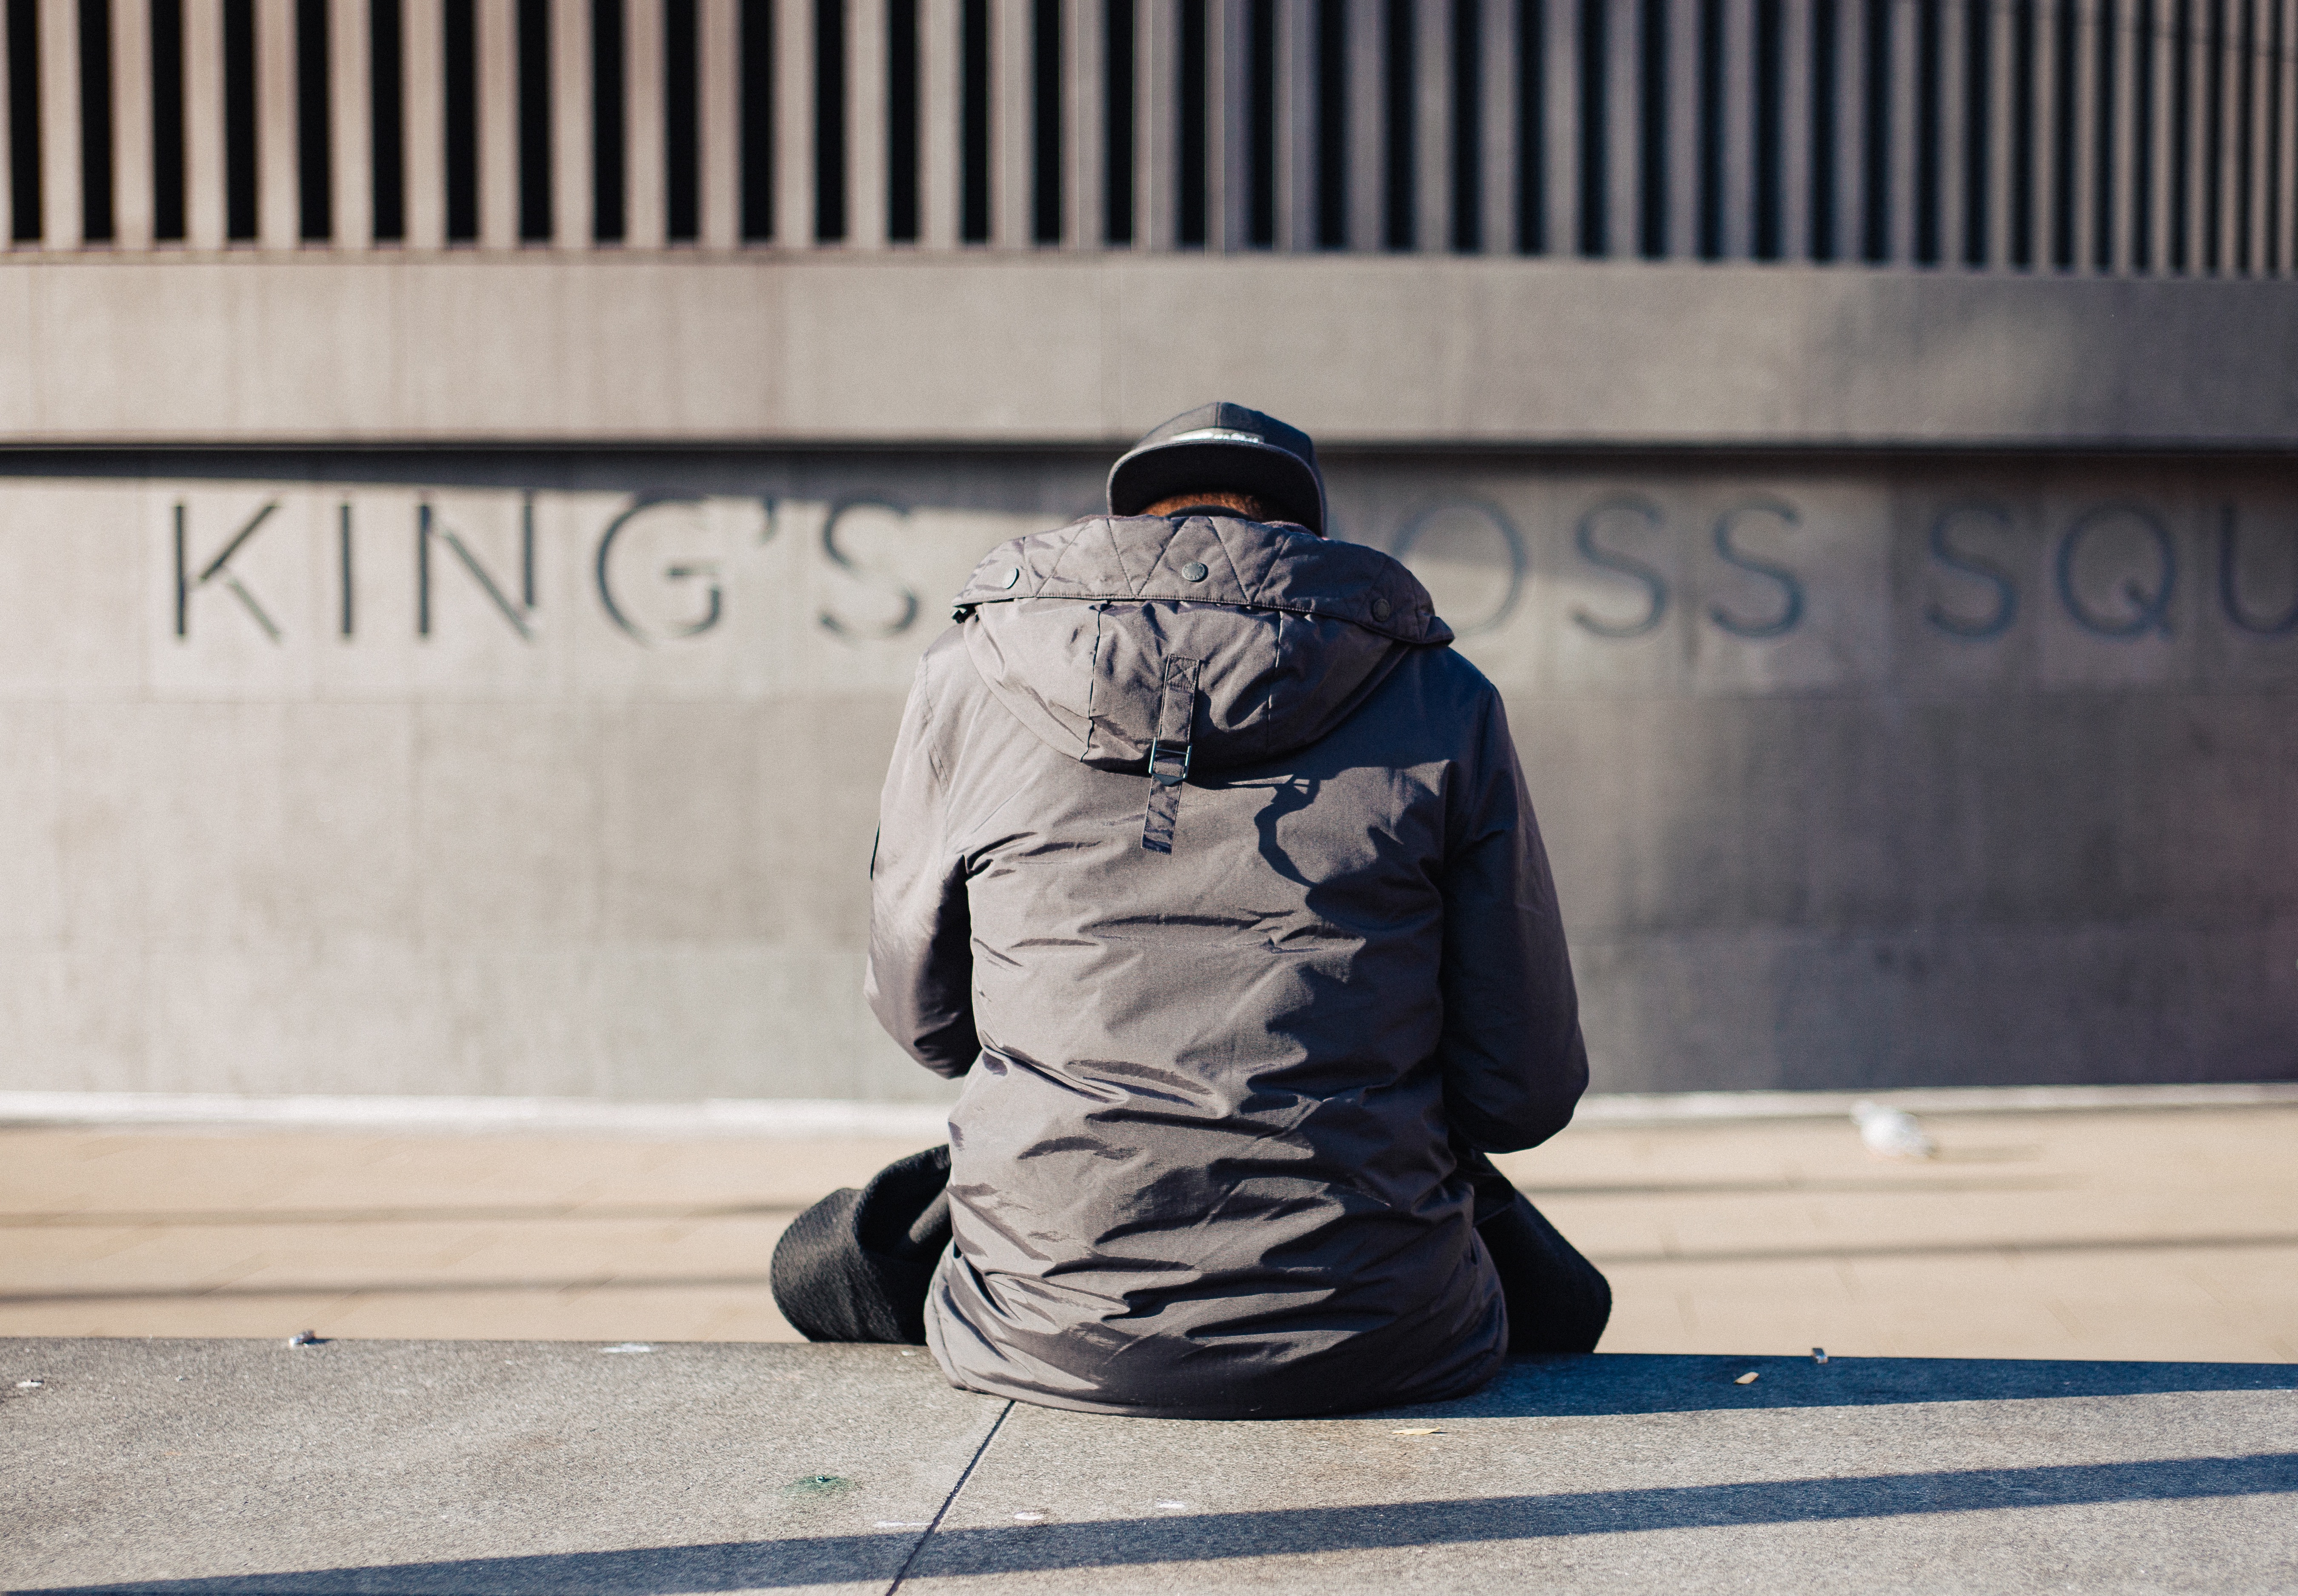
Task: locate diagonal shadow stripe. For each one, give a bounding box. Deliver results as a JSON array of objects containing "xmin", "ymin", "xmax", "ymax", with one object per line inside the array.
[
  {"xmin": 22, "ymin": 1452, "xmax": 2297, "ymax": 1593},
  {"xmin": 1446, "ymin": 1352, "xmax": 2298, "ymax": 1416}
]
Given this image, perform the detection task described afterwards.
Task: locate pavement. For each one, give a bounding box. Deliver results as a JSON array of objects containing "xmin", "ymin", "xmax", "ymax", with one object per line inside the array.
[
  {"xmin": 5, "ymin": 1104, "xmax": 2296, "ymax": 1361},
  {"xmin": 7, "ymin": 1101, "xmax": 2297, "ymax": 1591},
  {"xmin": 5, "ymin": 1336, "xmax": 2295, "ymax": 1594}
]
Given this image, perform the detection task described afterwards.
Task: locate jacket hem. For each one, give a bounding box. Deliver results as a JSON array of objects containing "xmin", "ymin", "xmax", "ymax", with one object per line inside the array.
[{"xmin": 934, "ymin": 1342, "xmax": 1507, "ymax": 1421}]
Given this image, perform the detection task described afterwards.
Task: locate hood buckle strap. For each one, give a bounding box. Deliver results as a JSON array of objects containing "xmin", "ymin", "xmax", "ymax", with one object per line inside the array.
[
  {"xmin": 1140, "ymin": 656, "xmax": 1203, "ymax": 856},
  {"xmin": 1147, "ymin": 738, "xmax": 1192, "ymax": 787}
]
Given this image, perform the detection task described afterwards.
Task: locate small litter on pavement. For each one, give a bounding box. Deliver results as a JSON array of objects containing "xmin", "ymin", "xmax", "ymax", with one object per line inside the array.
[
  {"xmin": 1852, "ymin": 1101, "xmax": 1937, "ymax": 1159},
  {"xmin": 783, "ymin": 1474, "xmax": 851, "ymax": 1496}
]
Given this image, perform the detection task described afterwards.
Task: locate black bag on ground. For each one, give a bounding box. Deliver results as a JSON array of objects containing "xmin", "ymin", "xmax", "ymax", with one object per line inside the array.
[{"xmin": 770, "ymin": 1144, "xmax": 953, "ymax": 1345}]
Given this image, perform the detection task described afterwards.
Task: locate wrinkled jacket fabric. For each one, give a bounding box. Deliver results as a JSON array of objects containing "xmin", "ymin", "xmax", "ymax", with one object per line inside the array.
[{"xmin": 866, "ymin": 512, "xmax": 1588, "ymax": 1419}]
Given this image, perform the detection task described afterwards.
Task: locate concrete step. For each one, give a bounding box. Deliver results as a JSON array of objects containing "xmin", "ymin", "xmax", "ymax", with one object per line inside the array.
[{"xmin": 6, "ymin": 1338, "xmax": 2292, "ymax": 1594}]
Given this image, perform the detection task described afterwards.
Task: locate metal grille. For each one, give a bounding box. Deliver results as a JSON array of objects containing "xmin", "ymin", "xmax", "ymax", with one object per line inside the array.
[{"xmin": 0, "ymin": 0, "xmax": 2292, "ymax": 271}]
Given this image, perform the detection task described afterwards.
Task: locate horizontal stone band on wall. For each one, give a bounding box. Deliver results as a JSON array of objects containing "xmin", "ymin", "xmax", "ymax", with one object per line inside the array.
[
  {"xmin": 0, "ymin": 0, "xmax": 2292, "ymax": 273},
  {"xmin": 5, "ymin": 255, "xmax": 2298, "ymax": 445}
]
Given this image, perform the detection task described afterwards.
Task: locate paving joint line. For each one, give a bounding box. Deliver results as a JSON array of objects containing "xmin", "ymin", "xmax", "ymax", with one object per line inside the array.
[{"xmin": 885, "ymin": 1399, "xmax": 1014, "ymax": 1596}]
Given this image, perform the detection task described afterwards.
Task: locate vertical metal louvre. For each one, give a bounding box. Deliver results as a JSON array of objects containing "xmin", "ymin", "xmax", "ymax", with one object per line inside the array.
[{"xmin": 0, "ymin": 0, "xmax": 2290, "ymax": 267}]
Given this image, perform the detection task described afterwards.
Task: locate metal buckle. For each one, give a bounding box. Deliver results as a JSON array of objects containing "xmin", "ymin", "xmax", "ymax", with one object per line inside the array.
[{"xmin": 1148, "ymin": 738, "xmax": 1192, "ymax": 787}]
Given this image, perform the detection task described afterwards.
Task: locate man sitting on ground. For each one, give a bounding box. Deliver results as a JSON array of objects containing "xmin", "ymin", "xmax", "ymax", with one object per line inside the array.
[{"xmin": 772, "ymin": 402, "xmax": 1609, "ymax": 1417}]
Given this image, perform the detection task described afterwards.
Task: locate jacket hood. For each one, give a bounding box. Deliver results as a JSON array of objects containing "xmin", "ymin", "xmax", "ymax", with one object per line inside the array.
[{"xmin": 952, "ymin": 514, "xmax": 1454, "ymax": 775}]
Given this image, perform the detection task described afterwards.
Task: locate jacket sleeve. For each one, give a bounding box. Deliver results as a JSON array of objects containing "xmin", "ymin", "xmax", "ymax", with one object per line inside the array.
[
  {"xmin": 1436, "ymin": 684, "xmax": 1589, "ymax": 1153},
  {"xmin": 862, "ymin": 653, "xmax": 980, "ymax": 1079}
]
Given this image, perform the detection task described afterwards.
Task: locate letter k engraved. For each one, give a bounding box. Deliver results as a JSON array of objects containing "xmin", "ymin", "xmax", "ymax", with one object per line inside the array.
[{"xmin": 174, "ymin": 500, "xmax": 283, "ymax": 641}]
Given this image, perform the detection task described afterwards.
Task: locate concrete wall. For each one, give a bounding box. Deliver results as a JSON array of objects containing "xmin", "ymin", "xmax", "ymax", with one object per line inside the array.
[
  {"xmin": 3, "ymin": 257, "xmax": 2297, "ymax": 448},
  {"xmin": 3, "ymin": 447, "xmax": 2292, "ymax": 1100}
]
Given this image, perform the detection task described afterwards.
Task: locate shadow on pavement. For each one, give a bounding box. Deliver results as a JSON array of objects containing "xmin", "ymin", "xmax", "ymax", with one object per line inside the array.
[
  {"xmin": 28, "ymin": 1451, "xmax": 2298, "ymax": 1593},
  {"xmin": 1412, "ymin": 1353, "xmax": 2298, "ymax": 1417}
]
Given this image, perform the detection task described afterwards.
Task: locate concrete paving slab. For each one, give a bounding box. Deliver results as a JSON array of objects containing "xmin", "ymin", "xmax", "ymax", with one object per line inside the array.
[
  {"xmin": 907, "ymin": 1356, "xmax": 2298, "ymax": 1596},
  {"xmin": 5, "ymin": 1342, "xmax": 2293, "ymax": 1594},
  {"xmin": 0, "ymin": 1338, "xmax": 1005, "ymax": 1596}
]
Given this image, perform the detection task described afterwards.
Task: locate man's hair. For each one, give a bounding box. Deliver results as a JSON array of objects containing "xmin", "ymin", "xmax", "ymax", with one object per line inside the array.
[{"xmin": 1142, "ymin": 488, "xmax": 1272, "ymax": 520}]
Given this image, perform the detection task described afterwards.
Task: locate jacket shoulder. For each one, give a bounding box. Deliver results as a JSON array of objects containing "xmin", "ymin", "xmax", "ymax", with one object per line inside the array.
[
  {"xmin": 1389, "ymin": 638, "xmax": 1506, "ymax": 721},
  {"xmin": 914, "ymin": 624, "xmax": 989, "ymax": 708}
]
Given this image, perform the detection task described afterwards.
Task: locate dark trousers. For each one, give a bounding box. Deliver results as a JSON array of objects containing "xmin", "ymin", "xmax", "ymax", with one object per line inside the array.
[
  {"xmin": 1454, "ymin": 1143, "xmax": 1615, "ymax": 1356},
  {"xmin": 770, "ymin": 1143, "xmax": 1612, "ymax": 1356}
]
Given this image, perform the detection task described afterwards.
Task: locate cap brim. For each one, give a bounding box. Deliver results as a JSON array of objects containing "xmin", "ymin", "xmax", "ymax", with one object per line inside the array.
[{"xmin": 1106, "ymin": 439, "xmax": 1325, "ymax": 533}]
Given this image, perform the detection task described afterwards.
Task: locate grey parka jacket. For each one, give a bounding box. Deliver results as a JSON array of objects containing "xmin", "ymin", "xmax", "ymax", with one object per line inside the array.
[{"xmin": 866, "ymin": 512, "xmax": 1588, "ymax": 1418}]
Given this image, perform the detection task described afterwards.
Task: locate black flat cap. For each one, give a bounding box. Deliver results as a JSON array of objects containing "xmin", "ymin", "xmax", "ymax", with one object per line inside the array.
[{"xmin": 1105, "ymin": 402, "xmax": 1326, "ymax": 534}]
